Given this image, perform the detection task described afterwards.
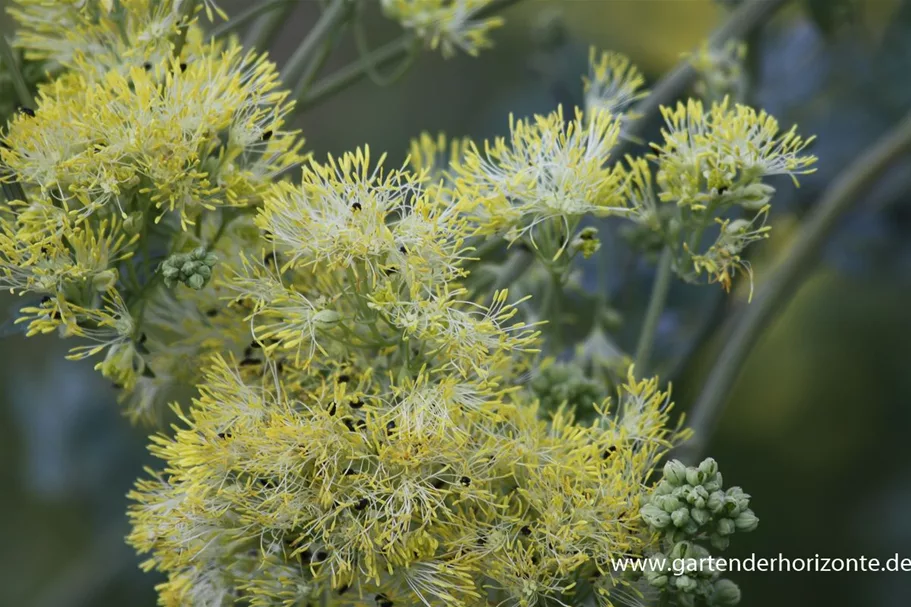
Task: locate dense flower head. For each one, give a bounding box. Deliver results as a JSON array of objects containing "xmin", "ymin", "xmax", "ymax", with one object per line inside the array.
[
  {"xmin": 9, "ymin": 0, "xmax": 219, "ymax": 77},
  {"xmin": 632, "ymin": 97, "xmax": 817, "ymax": 290},
  {"xmin": 381, "ymin": 0, "xmax": 504, "ymax": 57},
  {"xmin": 1, "ymin": 41, "xmax": 303, "ymax": 228},
  {"xmin": 455, "ymin": 106, "xmax": 631, "ymax": 257},
  {"xmin": 129, "ymin": 359, "xmax": 688, "ymax": 607},
  {"xmin": 584, "ymin": 47, "xmax": 648, "ymax": 122}
]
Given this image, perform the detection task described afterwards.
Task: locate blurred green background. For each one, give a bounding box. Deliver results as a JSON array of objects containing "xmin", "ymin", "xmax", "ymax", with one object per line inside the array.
[{"xmin": 3, "ymin": 1, "xmax": 911, "ymax": 605}]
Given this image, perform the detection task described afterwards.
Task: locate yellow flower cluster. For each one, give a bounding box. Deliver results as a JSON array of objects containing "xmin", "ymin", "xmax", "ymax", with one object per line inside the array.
[
  {"xmin": 1, "ymin": 2, "xmax": 816, "ymax": 604},
  {"xmin": 129, "ymin": 356, "xmax": 687, "ymax": 606},
  {"xmin": 645, "ymin": 97, "xmax": 817, "ymax": 290},
  {"xmin": 0, "ymin": 0, "xmax": 303, "ymax": 420},
  {"xmin": 380, "ymin": 0, "xmax": 504, "ymax": 57}
]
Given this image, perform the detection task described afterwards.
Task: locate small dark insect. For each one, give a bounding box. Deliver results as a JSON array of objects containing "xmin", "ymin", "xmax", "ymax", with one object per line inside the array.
[
  {"xmin": 337, "ymin": 374, "xmax": 350, "ymax": 384},
  {"xmin": 602, "ymin": 445, "xmax": 617, "ymax": 459},
  {"xmin": 399, "ymin": 245, "xmax": 407, "ymax": 255},
  {"xmin": 520, "ymin": 525, "xmax": 532, "ymax": 536},
  {"xmin": 717, "ymin": 185, "xmax": 729, "ymax": 195},
  {"xmin": 343, "ymin": 417, "xmax": 365, "ymax": 431},
  {"xmin": 349, "ymin": 398, "xmax": 364, "ymax": 409},
  {"xmin": 143, "ymin": 62, "xmax": 152, "ymax": 70},
  {"xmin": 351, "ymin": 202, "xmax": 362, "ymax": 211},
  {"xmin": 327, "ymin": 401, "xmax": 337, "ymax": 416},
  {"xmin": 179, "ymin": 62, "xmax": 188, "ymax": 72},
  {"xmin": 51, "ymin": 310, "xmax": 61, "ymax": 320},
  {"xmin": 386, "ymin": 420, "xmax": 396, "ymax": 434},
  {"xmin": 262, "ymin": 130, "xmax": 274, "ymax": 142},
  {"xmin": 384, "ymin": 266, "xmax": 398, "ymax": 276},
  {"xmin": 218, "ymin": 432, "xmax": 232, "ymax": 439},
  {"xmin": 459, "ymin": 476, "xmax": 471, "ymax": 487},
  {"xmin": 353, "ymin": 497, "xmax": 369, "ymax": 511},
  {"xmin": 17, "ymin": 106, "xmax": 36, "ymax": 117},
  {"xmin": 40, "ymin": 295, "xmax": 51, "ymax": 304}
]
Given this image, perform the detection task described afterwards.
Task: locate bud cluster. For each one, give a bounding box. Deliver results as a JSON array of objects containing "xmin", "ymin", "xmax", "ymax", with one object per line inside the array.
[
  {"xmin": 160, "ymin": 247, "xmax": 218, "ymax": 290},
  {"xmin": 640, "ymin": 458, "xmax": 758, "ymax": 606}
]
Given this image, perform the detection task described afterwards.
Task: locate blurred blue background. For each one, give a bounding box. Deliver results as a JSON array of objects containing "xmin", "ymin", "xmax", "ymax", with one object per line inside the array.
[{"xmin": 3, "ymin": 0, "xmax": 911, "ymax": 605}]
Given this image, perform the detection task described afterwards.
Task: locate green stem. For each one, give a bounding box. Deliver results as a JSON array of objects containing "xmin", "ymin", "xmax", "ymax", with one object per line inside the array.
[
  {"xmin": 299, "ymin": 36, "xmax": 413, "ymax": 111},
  {"xmin": 0, "ymin": 35, "xmax": 33, "ymax": 107},
  {"xmin": 173, "ymin": 0, "xmax": 200, "ymax": 58},
  {"xmin": 298, "ymin": 0, "xmax": 526, "ymax": 110},
  {"xmin": 243, "ymin": 1, "xmax": 298, "ymax": 51},
  {"xmin": 208, "ymin": 0, "xmax": 293, "ymax": 39},
  {"xmin": 281, "ymin": 0, "xmax": 351, "ymax": 94},
  {"xmin": 634, "ymin": 247, "xmax": 673, "ymax": 374},
  {"xmin": 681, "ymin": 110, "xmax": 911, "ymax": 463}
]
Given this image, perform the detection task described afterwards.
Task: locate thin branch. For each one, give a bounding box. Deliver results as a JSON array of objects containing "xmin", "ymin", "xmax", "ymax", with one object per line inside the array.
[
  {"xmin": 243, "ymin": 0, "xmax": 298, "ymax": 51},
  {"xmin": 208, "ymin": 0, "xmax": 293, "ymax": 40},
  {"xmin": 680, "ymin": 110, "xmax": 911, "ymax": 463},
  {"xmin": 282, "ymin": 0, "xmax": 353, "ymax": 97},
  {"xmin": 617, "ymin": 0, "xmax": 792, "ymax": 157},
  {"xmin": 0, "ymin": 35, "xmax": 33, "ymax": 107},
  {"xmin": 634, "ymin": 247, "xmax": 673, "ymax": 374},
  {"xmin": 298, "ymin": 0, "xmax": 526, "ymax": 110}
]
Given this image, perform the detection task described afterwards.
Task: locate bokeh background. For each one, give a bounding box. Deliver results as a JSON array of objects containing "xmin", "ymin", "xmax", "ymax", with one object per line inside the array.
[{"xmin": 3, "ymin": 0, "xmax": 911, "ymax": 605}]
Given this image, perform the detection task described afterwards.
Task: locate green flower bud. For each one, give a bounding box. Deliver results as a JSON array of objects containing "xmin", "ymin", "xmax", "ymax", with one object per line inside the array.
[
  {"xmin": 707, "ymin": 491, "xmax": 725, "ymax": 514},
  {"xmin": 313, "ymin": 309, "xmax": 342, "ymax": 327},
  {"xmin": 678, "ymin": 593, "xmax": 696, "ymax": 607},
  {"xmin": 657, "ymin": 495, "xmax": 683, "ymax": 513},
  {"xmin": 725, "ymin": 487, "xmax": 750, "ymax": 510},
  {"xmin": 664, "ymin": 459, "xmax": 688, "ymax": 486},
  {"xmin": 571, "ymin": 227, "xmax": 601, "ymax": 259},
  {"xmin": 698, "ymin": 457, "xmax": 719, "ymax": 479},
  {"xmin": 716, "ymin": 518, "xmax": 736, "ymax": 536},
  {"xmin": 691, "ymin": 507, "xmax": 711, "ymax": 526},
  {"xmin": 123, "ymin": 212, "xmax": 144, "ymax": 235},
  {"xmin": 641, "ymin": 504, "xmax": 672, "ymax": 529},
  {"xmin": 675, "ymin": 574, "xmax": 698, "ymax": 593},
  {"xmin": 710, "ymin": 533, "xmax": 730, "ymax": 551},
  {"xmin": 734, "ymin": 509, "xmax": 759, "ymax": 532},
  {"xmin": 187, "ymin": 273, "xmax": 206, "ymax": 290},
  {"xmin": 654, "ymin": 480, "xmax": 674, "ymax": 496},
  {"xmin": 723, "ymin": 219, "xmax": 752, "ymax": 236},
  {"xmin": 161, "ymin": 248, "xmax": 218, "ymax": 290},
  {"xmin": 92, "ymin": 268, "xmax": 119, "ymax": 292},
  {"xmin": 710, "ymin": 579, "xmax": 741, "ymax": 606},
  {"xmin": 672, "ymin": 507, "xmax": 692, "ymax": 528},
  {"xmin": 670, "ymin": 541, "xmax": 693, "ymax": 560},
  {"xmin": 686, "ymin": 468, "xmax": 704, "ymax": 486},
  {"xmin": 737, "ymin": 182, "xmax": 775, "ymax": 211},
  {"xmin": 686, "ymin": 486, "xmax": 709, "ymax": 509}
]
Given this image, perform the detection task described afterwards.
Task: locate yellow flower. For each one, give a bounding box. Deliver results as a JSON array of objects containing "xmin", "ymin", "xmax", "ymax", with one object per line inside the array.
[
  {"xmin": 584, "ymin": 47, "xmax": 648, "ymax": 120},
  {"xmin": 381, "ymin": 0, "xmax": 504, "ymax": 58},
  {"xmin": 456, "ymin": 106, "xmax": 632, "ymax": 255}
]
